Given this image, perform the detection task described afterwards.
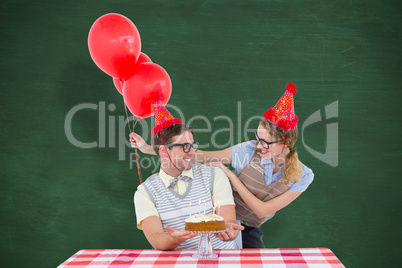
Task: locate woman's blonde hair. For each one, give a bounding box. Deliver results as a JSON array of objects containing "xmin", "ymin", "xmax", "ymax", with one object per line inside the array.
[{"xmin": 260, "ymin": 118, "xmax": 302, "ymax": 186}]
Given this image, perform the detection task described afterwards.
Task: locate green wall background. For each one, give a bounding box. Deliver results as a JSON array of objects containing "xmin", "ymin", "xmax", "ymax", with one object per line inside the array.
[{"xmin": 1, "ymin": 0, "xmax": 401, "ymax": 267}]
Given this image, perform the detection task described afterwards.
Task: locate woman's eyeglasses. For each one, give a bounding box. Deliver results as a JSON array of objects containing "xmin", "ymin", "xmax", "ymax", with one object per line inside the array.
[
  {"xmin": 255, "ymin": 132, "xmax": 277, "ymax": 149},
  {"xmin": 165, "ymin": 142, "xmax": 199, "ymax": 153}
]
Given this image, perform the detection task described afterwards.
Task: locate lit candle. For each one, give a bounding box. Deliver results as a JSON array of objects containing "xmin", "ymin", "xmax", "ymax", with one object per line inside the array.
[
  {"xmin": 189, "ymin": 202, "xmax": 192, "ymax": 217},
  {"xmin": 217, "ymin": 201, "xmax": 220, "ymax": 215},
  {"xmin": 203, "ymin": 200, "xmax": 206, "ymax": 215},
  {"xmin": 198, "ymin": 199, "xmax": 201, "ymax": 217}
]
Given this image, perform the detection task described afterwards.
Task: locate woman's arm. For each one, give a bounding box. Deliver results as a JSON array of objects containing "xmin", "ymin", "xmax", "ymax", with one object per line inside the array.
[
  {"xmin": 207, "ymin": 163, "xmax": 301, "ymax": 218},
  {"xmin": 130, "ymin": 132, "xmax": 233, "ymax": 164},
  {"xmin": 192, "ymin": 147, "xmax": 233, "ymax": 164},
  {"xmin": 130, "ymin": 132, "xmax": 156, "ymax": 155}
]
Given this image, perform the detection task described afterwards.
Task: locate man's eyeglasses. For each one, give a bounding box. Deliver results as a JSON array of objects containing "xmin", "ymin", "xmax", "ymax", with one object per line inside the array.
[
  {"xmin": 165, "ymin": 142, "xmax": 199, "ymax": 153},
  {"xmin": 255, "ymin": 132, "xmax": 277, "ymax": 149}
]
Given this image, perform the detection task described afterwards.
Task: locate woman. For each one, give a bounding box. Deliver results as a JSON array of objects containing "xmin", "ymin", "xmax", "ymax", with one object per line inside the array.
[{"xmin": 130, "ymin": 83, "xmax": 314, "ymax": 248}]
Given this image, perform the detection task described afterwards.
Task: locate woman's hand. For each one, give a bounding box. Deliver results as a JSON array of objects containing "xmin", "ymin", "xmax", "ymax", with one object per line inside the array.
[
  {"xmin": 129, "ymin": 132, "xmax": 155, "ymax": 155},
  {"xmin": 205, "ymin": 162, "xmax": 233, "ymax": 177}
]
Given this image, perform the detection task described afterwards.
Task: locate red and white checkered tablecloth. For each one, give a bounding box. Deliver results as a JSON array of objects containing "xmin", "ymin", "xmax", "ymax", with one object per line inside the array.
[{"xmin": 58, "ymin": 248, "xmax": 344, "ymax": 268}]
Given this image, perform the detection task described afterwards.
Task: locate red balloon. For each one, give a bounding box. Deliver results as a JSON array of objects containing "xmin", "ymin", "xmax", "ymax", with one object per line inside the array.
[
  {"xmin": 136, "ymin": 52, "xmax": 152, "ymax": 64},
  {"xmin": 112, "ymin": 52, "xmax": 152, "ymax": 95},
  {"xmin": 88, "ymin": 13, "xmax": 141, "ymax": 80},
  {"xmin": 123, "ymin": 63, "xmax": 172, "ymax": 118},
  {"xmin": 113, "ymin": 77, "xmax": 123, "ymax": 94}
]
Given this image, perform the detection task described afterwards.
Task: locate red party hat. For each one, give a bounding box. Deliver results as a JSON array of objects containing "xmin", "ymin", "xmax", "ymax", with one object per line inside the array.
[
  {"xmin": 151, "ymin": 102, "xmax": 183, "ymax": 136},
  {"xmin": 263, "ymin": 83, "xmax": 298, "ymax": 131}
]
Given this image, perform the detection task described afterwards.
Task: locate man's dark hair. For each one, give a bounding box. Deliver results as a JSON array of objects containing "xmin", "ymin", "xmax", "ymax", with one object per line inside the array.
[{"xmin": 152, "ymin": 124, "xmax": 194, "ymax": 156}]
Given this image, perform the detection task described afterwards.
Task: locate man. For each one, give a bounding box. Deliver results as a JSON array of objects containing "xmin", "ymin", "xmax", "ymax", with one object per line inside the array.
[{"xmin": 132, "ymin": 103, "xmax": 243, "ymax": 250}]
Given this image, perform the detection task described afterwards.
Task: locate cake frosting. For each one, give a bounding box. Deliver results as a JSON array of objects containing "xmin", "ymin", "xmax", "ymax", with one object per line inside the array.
[{"xmin": 185, "ymin": 214, "xmax": 226, "ymax": 232}]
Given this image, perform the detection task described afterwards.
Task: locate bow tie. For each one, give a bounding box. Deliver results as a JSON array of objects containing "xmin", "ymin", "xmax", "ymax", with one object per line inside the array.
[{"xmin": 169, "ymin": 175, "xmax": 191, "ymax": 188}]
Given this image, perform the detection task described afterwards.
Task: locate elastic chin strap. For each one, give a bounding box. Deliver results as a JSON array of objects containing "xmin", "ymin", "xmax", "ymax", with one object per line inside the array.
[
  {"xmin": 160, "ymin": 134, "xmax": 181, "ymax": 171},
  {"xmin": 281, "ymin": 133, "xmax": 288, "ymax": 154}
]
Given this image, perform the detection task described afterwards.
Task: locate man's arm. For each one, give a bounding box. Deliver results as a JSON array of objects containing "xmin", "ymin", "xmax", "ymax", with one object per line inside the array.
[{"xmin": 141, "ymin": 216, "xmax": 197, "ymax": 250}]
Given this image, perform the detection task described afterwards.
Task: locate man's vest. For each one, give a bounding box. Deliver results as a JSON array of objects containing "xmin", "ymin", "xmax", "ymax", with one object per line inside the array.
[{"xmin": 143, "ymin": 163, "xmax": 234, "ymax": 249}]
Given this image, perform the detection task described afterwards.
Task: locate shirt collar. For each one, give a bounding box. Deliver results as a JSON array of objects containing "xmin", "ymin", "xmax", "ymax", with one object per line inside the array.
[
  {"xmin": 260, "ymin": 156, "xmax": 273, "ymax": 166},
  {"xmin": 159, "ymin": 168, "xmax": 194, "ymax": 188}
]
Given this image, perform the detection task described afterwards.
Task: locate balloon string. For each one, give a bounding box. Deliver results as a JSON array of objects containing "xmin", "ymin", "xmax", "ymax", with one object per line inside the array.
[
  {"xmin": 160, "ymin": 135, "xmax": 181, "ymax": 171},
  {"xmin": 132, "ymin": 117, "xmax": 142, "ymax": 184},
  {"xmin": 123, "ymin": 98, "xmax": 142, "ymax": 184},
  {"xmin": 124, "ymin": 103, "xmax": 133, "ymax": 133},
  {"xmin": 121, "ymin": 80, "xmax": 133, "ymax": 132},
  {"xmin": 133, "ymin": 115, "xmax": 138, "ymax": 129}
]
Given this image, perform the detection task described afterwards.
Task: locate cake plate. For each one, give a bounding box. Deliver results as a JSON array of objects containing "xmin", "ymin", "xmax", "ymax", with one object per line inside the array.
[{"xmin": 191, "ymin": 230, "xmax": 224, "ymax": 259}]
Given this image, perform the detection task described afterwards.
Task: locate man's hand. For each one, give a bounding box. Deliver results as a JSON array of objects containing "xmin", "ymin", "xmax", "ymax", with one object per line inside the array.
[
  {"xmin": 164, "ymin": 225, "xmax": 197, "ymax": 244},
  {"xmin": 142, "ymin": 217, "xmax": 196, "ymax": 250},
  {"xmin": 214, "ymin": 222, "xmax": 244, "ymax": 242}
]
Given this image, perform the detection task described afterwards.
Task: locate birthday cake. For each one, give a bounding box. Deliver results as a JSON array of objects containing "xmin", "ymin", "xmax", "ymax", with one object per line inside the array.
[{"xmin": 185, "ymin": 214, "xmax": 226, "ymax": 232}]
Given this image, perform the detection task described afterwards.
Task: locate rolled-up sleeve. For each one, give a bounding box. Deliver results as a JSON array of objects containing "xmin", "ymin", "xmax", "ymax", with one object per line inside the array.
[
  {"xmin": 134, "ymin": 184, "xmax": 160, "ymax": 230},
  {"xmin": 288, "ymin": 166, "xmax": 314, "ymax": 192},
  {"xmin": 212, "ymin": 167, "xmax": 235, "ymax": 206},
  {"xmin": 231, "ymin": 141, "xmax": 256, "ymax": 174}
]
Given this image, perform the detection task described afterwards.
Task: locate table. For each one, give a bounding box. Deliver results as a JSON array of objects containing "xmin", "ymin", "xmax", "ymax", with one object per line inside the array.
[{"xmin": 58, "ymin": 248, "xmax": 344, "ymax": 268}]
